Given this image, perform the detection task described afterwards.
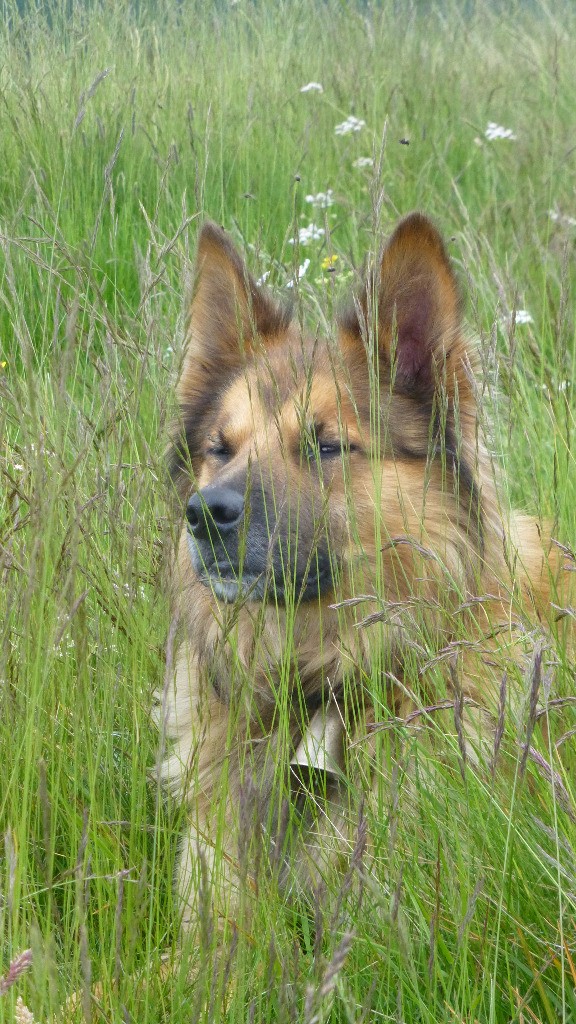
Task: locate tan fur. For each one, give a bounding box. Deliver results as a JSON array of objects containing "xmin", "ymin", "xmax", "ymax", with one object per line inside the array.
[{"xmin": 159, "ymin": 213, "xmax": 572, "ymax": 934}]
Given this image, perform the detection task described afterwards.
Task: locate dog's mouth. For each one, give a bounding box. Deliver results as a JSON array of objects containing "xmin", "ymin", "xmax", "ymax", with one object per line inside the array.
[
  {"xmin": 199, "ymin": 563, "xmax": 333, "ymax": 605},
  {"xmin": 187, "ymin": 535, "xmax": 332, "ymax": 605},
  {"xmin": 201, "ymin": 570, "xmax": 267, "ymax": 604},
  {"xmin": 187, "ymin": 535, "xmax": 262, "ymax": 602}
]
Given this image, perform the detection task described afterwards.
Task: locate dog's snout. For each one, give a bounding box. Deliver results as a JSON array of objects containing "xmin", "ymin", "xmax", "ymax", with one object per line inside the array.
[{"xmin": 186, "ymin": 486, "xmax": 245, "ymax": 539}]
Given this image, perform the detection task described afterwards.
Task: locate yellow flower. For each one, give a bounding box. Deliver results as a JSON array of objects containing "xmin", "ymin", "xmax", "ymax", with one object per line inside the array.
[
  {"xmin": 321, "ymin": 254, "xmax": 339, "ymax": 271},
  {"xmin": 0, "ymin": 360, "xmax": 6, "ymax": 370}
]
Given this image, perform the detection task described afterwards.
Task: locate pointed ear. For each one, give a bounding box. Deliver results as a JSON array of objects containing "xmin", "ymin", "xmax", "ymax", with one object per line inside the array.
[
  {"xmin": 178, "ymin": 221, "xmax": 290, "ymax": 403},
  {"xmin": 171, "ymin": 223, "xmax": 291, "ymax": 484},
  {"xmin": 341, "ymin": 212, "xmax": 464, "ymax": 394}
]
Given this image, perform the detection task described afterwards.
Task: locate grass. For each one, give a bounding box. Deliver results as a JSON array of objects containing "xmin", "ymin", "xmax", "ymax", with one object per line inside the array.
[{"xmin": 0, "ymin": 0, "xmax": 575, "ymax": 1020}]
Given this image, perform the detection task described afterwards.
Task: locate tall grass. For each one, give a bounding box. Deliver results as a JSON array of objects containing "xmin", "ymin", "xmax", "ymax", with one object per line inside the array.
[{"xmin": 1, "ymin": 0, "xmax": 575, "ymax": 1021}]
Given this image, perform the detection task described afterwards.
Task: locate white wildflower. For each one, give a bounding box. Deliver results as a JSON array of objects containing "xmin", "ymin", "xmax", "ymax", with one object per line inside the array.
[
  {"xmin": 352, "ymin": 156, "xmax": 373, "ymax": 169},
  {"xmin": 334, "ymin": 116, "xmax": 365, "ymax": 136},
  {"xmin": 549, "ymin": 208, "xmax": 576, "ymax": 228},
  {"xmin": 305, "ymin": 190, "xmax": 334, "ymax": 208},
  {"xmin": 256, "ymin": 270, "xmax": 270, "ymax": 285},
  {"xmin": 300, "ymin": 82, "xmax": 323, "ymax": 93},
  {"xmin": 288, "ymin": 224, "xmax": 325, "ymax": 246},
  {"xmin": 287, "ymin": 259, "xmax": 310, "ymax": 288},
  {"xmin": 558, "ymin": 380, "xmax": 571, "ymax": 392},
  {"xmin": 485, "ymin": 121, "xmax": 517, "ymax": 141},
  {"xmin": 513, "ymin": 309, "xmax": 533, "ymax": 325}
]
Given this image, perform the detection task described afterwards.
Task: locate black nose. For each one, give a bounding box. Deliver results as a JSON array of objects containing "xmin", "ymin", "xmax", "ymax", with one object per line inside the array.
[{"xmin": 186, "ymin": 486, "xmax": 245, "ymax": 540}]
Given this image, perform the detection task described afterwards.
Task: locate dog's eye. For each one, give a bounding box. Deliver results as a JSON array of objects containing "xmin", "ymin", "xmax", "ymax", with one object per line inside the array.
[
  {"xmin": 206, "ymin": 435, "xmax": 231, "ymax": 460},
  {"xmin": 302, "ymin": 422, "xmax": 360, "ymax": 462},
  {"xmin": 318, "ymin": 441, "xmax": 342, "ymax": 457},
  {"xmin": 307, "ymin": 438, "xmax": 350, "ymax": 460},
  {"xmin": 318, "ymin": 440, "xmax": 361, "ymax": 458}
]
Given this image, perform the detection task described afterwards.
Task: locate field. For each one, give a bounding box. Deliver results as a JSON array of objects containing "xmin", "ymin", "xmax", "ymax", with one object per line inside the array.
[{"xmin": 1, "ymin": 1, "xmax": 575, "ymax": 1020}]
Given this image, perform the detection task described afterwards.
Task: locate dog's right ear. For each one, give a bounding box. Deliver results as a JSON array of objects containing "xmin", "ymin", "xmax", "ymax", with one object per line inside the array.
[
  {"xmin": 178, "ymin": 222, "xmax": 289, "ymax": 404},
  {"xmin": 171, "ymin": 223, "xmax": 290, "ymax": 483}
]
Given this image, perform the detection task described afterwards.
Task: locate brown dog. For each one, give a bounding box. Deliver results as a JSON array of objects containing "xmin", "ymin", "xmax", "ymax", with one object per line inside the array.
[{"xmin": 159, "ymin": 213, "xmax": 571, "ymax": 934}]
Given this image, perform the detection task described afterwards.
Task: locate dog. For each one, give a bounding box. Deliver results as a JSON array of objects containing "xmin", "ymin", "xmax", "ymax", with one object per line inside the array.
[{"xmin": 159, "ymin": 212, "xmax": 571, "ymax": 936}]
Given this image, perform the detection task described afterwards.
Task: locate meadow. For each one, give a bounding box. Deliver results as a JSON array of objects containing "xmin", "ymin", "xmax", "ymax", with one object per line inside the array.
[{"xmin": 1, "ymin": 0, "xmax": 575, "ymax": 1020}]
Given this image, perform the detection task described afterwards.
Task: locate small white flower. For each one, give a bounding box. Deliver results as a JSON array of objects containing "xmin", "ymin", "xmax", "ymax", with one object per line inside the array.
[
  {"xmin": 288, "ymin": 223, "xmax": 325, "ymax": 245},
  {"xmin": 485, "ymin": 121, "xmax": 517, "ymax": 141},
  {"xmin": 287, "ymin": 259, "xmax": 310, "ymax": 288},
  {"xmin": 305, "ymin": 190, "xmax": 334, "ymax": 208},
  {"xmin": 514, "ymin": 309, "xmax": 533, "ymax": 325},
  {"xmin": 300, "ymin": 82, "xmax": 323, "ymax": 93},
  {"xmin": 257, "ymin": 270, "xmax": 270, "ymax": 285},
  {"xmin": 334, "ymin": 116, "xmax": 366, "ymax": 136},
  {"xmin": 558, "ymin": 380, "xmax": 571, "ymax": 392},
  {"xmin": 352, "ymin": 156, "xmax": 373, "ymax": 169},
  {"xmin": 549, "ymin": 208, "xmax": 576, "ymax": 227}
]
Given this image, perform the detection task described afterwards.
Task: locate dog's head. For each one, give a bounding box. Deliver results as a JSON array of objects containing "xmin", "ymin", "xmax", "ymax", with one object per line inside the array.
[{"xmin": 170, "ymin": 214, "xmax": 486, "ymax": 608}]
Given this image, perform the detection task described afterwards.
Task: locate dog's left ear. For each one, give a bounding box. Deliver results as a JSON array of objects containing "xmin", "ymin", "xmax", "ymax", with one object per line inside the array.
[{"xmin": 341, "ymin": 212, "xmax": 465, "ymax": 395}]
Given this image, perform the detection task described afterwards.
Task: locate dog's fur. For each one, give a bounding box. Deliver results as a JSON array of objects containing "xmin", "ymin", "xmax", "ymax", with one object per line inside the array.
[{"xmin": 160, "ymin": 213, "xmax": 571, "ymax": 933}]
